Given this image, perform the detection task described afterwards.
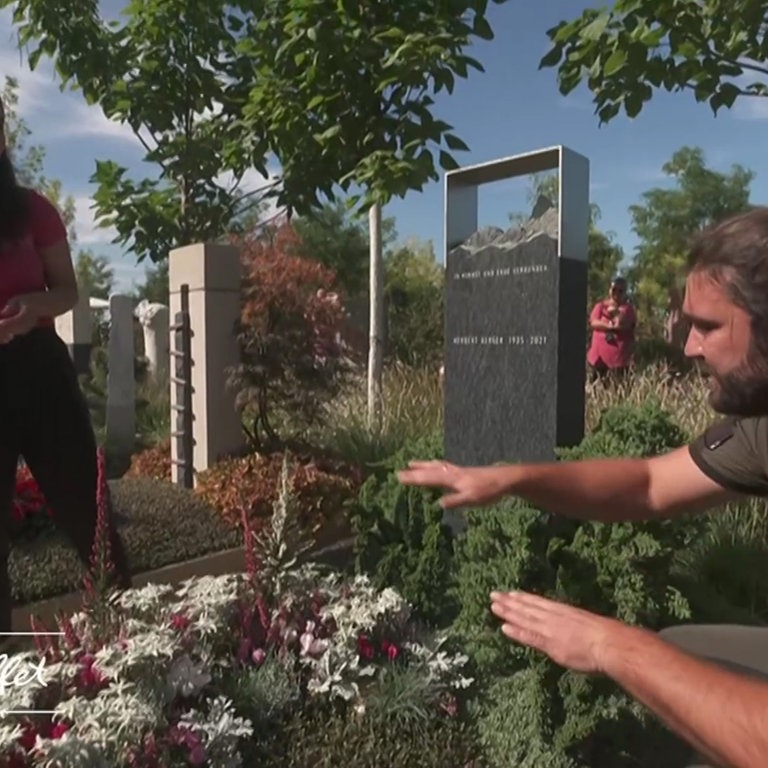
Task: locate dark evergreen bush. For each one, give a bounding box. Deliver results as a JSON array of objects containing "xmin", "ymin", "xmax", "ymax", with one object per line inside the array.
[
  {"xmin": 453, "ymin": 400, "xmax": 699, "ymax": 766},
  {"xmin": 10, "ymin": 477, "xmax": 240, "ymax": 604},
  {"xmin": 349, "ymin": 429, "xmax": 457, "ymax": 626}
]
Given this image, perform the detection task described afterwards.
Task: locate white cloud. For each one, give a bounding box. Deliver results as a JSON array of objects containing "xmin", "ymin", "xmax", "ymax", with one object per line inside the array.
[
  {"xmin": 0, "ymin": 7, "xmax": 143, "ymax": 146},
  {"xmin": 72, "ymin": 194, "xmax": 118, "ymax": 246},
  {"xmin": 725, "ymin": 69, "xmax": 768, "ymax": 121},
  {"xmin": 732, "ymin": 96, "xmax": 768, "ymax": 121},
  {"xmin": 109, "ymin": 260, "xmax": 143, "ymax": 294}
]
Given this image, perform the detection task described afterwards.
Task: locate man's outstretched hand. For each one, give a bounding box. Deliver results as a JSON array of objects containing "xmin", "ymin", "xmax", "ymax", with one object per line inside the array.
[
  {"xmin": 489, "ymin": 591, "xmax": 627, "ymax": 674},
  {"xmin": 396, "ymin": 460, "xmax": 508, "ymax": 509}
]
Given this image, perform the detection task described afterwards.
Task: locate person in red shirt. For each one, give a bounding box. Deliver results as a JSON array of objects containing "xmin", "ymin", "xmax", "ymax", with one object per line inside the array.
[
  {"xmin": 0, "ymin": 100, "xmax": 130, "ymax": 633},
  {"xmin": 586, "ymin": 276, "xmax": 637, "ymax": 381}
]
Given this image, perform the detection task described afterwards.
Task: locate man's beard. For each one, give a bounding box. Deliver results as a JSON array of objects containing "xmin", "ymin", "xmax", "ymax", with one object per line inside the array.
[{"xmin": 707, "ymin": 354, "xmax": 768, "ymax": 416}]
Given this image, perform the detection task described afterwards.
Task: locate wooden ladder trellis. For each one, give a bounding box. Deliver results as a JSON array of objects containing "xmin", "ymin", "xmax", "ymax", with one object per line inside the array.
[{"xmin": 170, "ymin": 283, "xmax": 194, "ymax": 489}]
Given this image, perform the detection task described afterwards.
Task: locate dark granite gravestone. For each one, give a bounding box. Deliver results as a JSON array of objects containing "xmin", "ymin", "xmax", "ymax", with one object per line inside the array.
[{"xmin": 444, "ymin": 196, "xmax": 587, "ymax": 466}]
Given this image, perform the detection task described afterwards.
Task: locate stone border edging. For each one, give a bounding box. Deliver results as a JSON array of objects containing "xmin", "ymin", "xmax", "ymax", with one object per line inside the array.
[
  {"xmin": 11, "ymin": 536, "xmax": 355, "ymax": 632},
  {"xmin": 11, "ymin": 546, "xmax": 246, "ymax": 632}
]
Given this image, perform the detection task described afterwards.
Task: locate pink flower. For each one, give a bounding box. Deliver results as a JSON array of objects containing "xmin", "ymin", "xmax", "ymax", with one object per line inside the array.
[
  {"xmin": 170, "ymin": 612, "xmax": 191, "ymax": 631},
  {"xmin": 77, "ymin": 653, "xmax": 106, "ymax": 688},
  {"xmin": 300, "ymin": 622, "xmax": 328, "ymax": 658},
  {"xmin": 252, "ymin": 648, "xmax": 266, "ymax": 665}
]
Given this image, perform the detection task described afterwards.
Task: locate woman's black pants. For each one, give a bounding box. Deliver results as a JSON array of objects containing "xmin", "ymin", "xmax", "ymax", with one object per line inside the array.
[{"xmin": 0, "ymin": 326, "xmax": 131, "ymax": 632}]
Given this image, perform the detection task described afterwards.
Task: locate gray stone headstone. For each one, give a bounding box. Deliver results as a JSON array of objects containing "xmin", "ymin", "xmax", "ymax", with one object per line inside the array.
[
  {"xmin": 444, "ymin": 202, "xmax": 587, "ymax": 466},
  {"xmin": 106, "ymin": 294, "xmax": 136, "ymax": 454}
]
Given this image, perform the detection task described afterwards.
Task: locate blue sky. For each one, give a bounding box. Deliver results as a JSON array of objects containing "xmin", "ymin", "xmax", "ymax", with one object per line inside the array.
[{"xmin": 2, "ymin": 0, "xmax": 767, "ymax": 292}]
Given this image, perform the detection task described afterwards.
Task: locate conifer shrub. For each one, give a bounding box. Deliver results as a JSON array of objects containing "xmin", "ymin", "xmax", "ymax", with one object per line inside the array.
[
  {"xmin": 452, "ymin": 399, "xmax": 699, "ymax": 765},
  {"xmin": 349, "ymin": 429, "xmax": 457, "ymax": 626}
]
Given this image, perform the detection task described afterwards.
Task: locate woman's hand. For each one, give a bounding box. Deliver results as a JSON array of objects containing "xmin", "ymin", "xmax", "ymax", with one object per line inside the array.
[{"xmin": 0, "ymin": 297, "xmax": 41, "ymax": 343}]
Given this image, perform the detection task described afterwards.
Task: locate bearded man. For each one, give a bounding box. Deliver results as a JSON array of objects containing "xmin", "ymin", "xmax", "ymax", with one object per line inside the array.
[{"xmin": 398, "ymin": 207, "xmax": 768, "ymax": 768}]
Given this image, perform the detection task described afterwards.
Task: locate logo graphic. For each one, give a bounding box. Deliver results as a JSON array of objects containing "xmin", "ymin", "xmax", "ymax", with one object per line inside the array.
[{"xmin": 0, "ymin": 631, "xmax": 64, "ymax": 716}]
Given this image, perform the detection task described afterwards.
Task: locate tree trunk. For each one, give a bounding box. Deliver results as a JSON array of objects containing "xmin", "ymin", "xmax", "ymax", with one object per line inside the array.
[{"xmin": 367, "ymin": 203, "xmax": 384, "ymax": 430}]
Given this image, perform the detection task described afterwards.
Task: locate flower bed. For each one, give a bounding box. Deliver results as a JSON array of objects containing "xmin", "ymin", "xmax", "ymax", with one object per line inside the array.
[
  {"xmin": 0, "ymin": 568, "xmax": 477, "ymax": 766},
  {"xmin": 0, "ymin": 452, "xmax": 481, "ymax": 766}
]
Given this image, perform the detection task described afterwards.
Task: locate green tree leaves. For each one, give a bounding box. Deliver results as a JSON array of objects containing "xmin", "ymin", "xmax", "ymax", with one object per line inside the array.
[
  {"xmin": 238, "ymin": 0, "xmax": 507, "ymax": 215},
  {"xmin": 627, "ymin": 146, "xmax": 754, "ymax": 335},
  {"xmin": 540, "ymin": 0, "xmax": 768, "ymax": 123},
  {"xmin": 5, "ymin": 0, "xmax": 507, "ymax": 262},
  {"xmin": 4, "ymin": 0, "xmax": 271, "ymax": 262}
]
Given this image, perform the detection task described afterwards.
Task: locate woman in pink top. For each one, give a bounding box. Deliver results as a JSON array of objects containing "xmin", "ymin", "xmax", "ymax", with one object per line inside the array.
[
  {"xmin": 0, "ymin": 100, "xmax": 130, "ymax": 634},
  {"xmin": 586, "ymin": 276, "xmax": 637, "ymax": 381}
]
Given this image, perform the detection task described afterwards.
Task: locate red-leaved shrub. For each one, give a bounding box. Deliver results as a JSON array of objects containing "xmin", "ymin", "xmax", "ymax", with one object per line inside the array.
[
  {"xmin": 195, "ymin": 452, "xmax": 361, "ymax": 538},
  {"xmin": 126, "ymin": 439, "xmax": 172, "ymax": 482},
  {"xmin": 12, "ymin": 463, "xmax": 54, "ymax": 540},
  {"xmin": 230, "ymin": 220, "xmax": 351, "ymax": 448}
]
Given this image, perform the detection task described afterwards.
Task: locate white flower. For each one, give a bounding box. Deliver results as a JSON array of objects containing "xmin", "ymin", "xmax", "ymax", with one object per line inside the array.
[
  {"xmin": 166, "ymin": 655, "xmax": 212, "ymax": 698},
  {"xmin": 0, "ymin": 722, "xmax": 24, "ymax": 751},
  {"xmin": 34, "ymin": 730, "xmax": 110, "ymax": 768},
  {"xmin": 56, "ymin": 680, "xmax": 163, "ymax": 749}
]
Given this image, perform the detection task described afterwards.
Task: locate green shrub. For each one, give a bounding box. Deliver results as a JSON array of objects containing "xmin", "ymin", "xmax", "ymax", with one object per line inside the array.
[
  {"xmin": 451, "ymin": 500, "xmax": 565, "ymax": 675},
  {"xmin": 452, "ymin": 400, "xmax": 699, "ymax": 765},
  {"xmin": 252, "ymin": 704, "xmax": 483, "ymax": 767},
  {"xmin": 10, "ymin": 477, "xmax": 241, "ymax": 604},
  {"xmin": 559, "ymin": 397, "xmax": 689, "ymax": 460},
  {"xmin": 385, "ymin": 244, "xmax": 444, "ymax": 367},
  {"xmin": 673, "ymin": 512, "xmax": 768, "ymax": 625},
  {"xmin": 350, "ymin": 429, "xmax": 456, "ymax": 626}
]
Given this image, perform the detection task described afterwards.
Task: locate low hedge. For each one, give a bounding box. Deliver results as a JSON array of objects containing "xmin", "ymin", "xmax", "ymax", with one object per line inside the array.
[{"xmin": 9, "ymin": 477, "xmax": 241, "ymax": 605}]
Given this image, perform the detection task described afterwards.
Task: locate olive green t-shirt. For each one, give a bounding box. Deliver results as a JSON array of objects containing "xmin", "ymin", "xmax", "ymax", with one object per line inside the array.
[{"xmin": 689, "ymin": 416, "xmax": 768, "ymax": 496}]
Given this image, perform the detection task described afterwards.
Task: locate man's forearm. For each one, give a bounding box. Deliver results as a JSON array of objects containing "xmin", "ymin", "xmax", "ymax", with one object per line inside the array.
[
  {"xmin": 601, "ymin": 625, "xmax": 768, "ymax": 767},
  {"xmin": 488, "ymin": 459, "xmax": 654, "ymax": 522}
]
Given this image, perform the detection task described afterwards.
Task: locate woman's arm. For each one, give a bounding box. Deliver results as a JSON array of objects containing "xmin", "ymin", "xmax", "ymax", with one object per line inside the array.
[
  {"xmin": 589, "ymin": 302, "xmax": 614, "ymax": 332},
  {"xmin": 16, "ymin": 239, "xmax": 79, "ymax": 317}
]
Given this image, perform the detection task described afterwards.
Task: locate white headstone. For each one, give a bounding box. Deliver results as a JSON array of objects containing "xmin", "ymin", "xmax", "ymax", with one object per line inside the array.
[
  {"xmin": 106, "ymin": 294, "xmax": 136, "ymax": 453},
  {"xmin": 135, "ymin": 299, "xmax": 170, "ymax": 381},
  {"xmin": 55, "ymin": 292, "xmax": 93, "ymax": 373}
]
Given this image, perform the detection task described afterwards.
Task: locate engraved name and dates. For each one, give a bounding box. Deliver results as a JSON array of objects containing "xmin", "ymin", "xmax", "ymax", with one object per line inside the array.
[{"xmin": 452, "ymin": 335, "xmax": 549, "ymax": 346}]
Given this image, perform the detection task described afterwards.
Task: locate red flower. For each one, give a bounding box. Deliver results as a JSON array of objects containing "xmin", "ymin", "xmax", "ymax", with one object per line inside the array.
[
  {"xmin": 50, "ymin": 722, "xmax": 70, "ymax": 739},
  {"xmin": 381, "ymin": 640, "xmax": 400, "ymax": 662},
  {"xmin": 17, "ymin": 724, "xmax": 37, "ymax": 751},
  {"xmin": 170, "ymin": 612, "xmax": 191, "ymax": 631},
  {"xmin": 357, "ymin": 634, "xmax": 375, "ymax": 660},
  {"xmin": 76, "ymin": 653, "xmax": 107, "ymax": 689},
  {"xmin": 11, "ymin": 464, "xmax": 52, "ymax": 526}
]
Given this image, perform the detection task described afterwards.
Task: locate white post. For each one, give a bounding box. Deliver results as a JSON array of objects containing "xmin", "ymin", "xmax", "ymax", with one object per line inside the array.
[
  {"xmin": 367, "ymin": 203, "xmax": 384, "ymax": 430},
  {"xmin": 54, "ymin": 291, "xmax": 92, "ymax": 374},
  {"xmin": 168, "ymin": 243, "xmax": 244, "ymax": 482}
]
